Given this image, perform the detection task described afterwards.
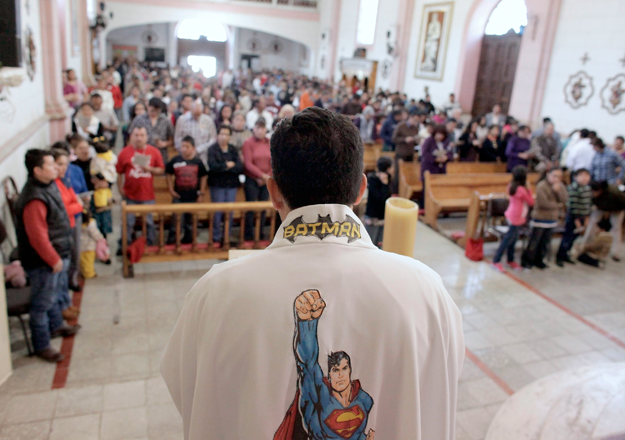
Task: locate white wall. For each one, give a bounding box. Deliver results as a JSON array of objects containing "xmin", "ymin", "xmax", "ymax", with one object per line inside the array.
[
  {"xmin": 0, "ymin": 0, "xmax": 46, "ymax": 146},
  {"xmin": 402, "ymin": 0, "xmax": 473, "ymax": 106},
  {"xmin": 540, "ymin": 0, "xmax": 625, "ymax": 141},
  {"xmin": 234, "ymin": 28, "xmax": 311, "ymax": 74},
  {"xmin": 103, "ymin": 1, "xmax": 320, "ymax": 61},
  {"xmin": 333, "ymin": 0, "xmax": 402, "ymax": 90},
  {"xmin": 64, "ymin": 0, "xmax": 82, "ymax": 76},
  {"xmin": 106, "ymin": 22, "xmax": 174, "ymax": 63}
]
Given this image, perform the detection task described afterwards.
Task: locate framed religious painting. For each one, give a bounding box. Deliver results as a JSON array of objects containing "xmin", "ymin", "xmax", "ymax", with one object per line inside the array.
[{"xmin": 414, "ymin": 2, "xmax": 454, "ymax": 81}]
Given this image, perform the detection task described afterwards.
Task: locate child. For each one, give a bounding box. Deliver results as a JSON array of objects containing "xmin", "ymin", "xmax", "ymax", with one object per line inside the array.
[
  {"xmin": 90, "ymin": 137, "xmax": 117, "ymax": 237},
  {"xmin": 364, "ymin": 157, "xmax": 393, "ymax": 247},
  {"xmin": 521, "ymin": 168, "xmax": 568, "ymax": 269},
  {"xmin": 492, "ymin": 165, "xmax": 534, "ymax": 272},
  {"xmin": 576, "ymin": 217, "xmax": 613, "ymax": 268},
  {"xmin": 166, "ymin": 135, "xmax": 208, "ymax": 244},
  {"xmin": 556, "ymin": 168, "xmax": 592, "ymax": 266},
  {"xmin": 80, "ymin": 210, "xmax": 110, "ymax": 278}
]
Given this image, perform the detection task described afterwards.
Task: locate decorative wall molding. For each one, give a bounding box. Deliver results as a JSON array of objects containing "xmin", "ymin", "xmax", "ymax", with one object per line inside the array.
[
  {"xmin": 600, "ymin": 74, "xmax": 625, "ymax": 115},
  {"xmin": 0, "ymin": 115, "xmax": 49, "ymax": 165},
  {"xmin": 563, "ymin": 71, "xmax": 594, "ymax": 109}
]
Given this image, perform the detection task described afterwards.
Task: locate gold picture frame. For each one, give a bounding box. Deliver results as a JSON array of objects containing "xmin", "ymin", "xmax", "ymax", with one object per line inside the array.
[{"xmin": 414, "ymin": 2, "xmax": 454, "ymax": 81}]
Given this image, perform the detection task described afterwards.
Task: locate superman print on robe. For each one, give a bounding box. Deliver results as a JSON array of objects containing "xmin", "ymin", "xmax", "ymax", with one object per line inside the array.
[{"xmin": 274, "ymin": 290, "xmax": 375, "ymax": 440}]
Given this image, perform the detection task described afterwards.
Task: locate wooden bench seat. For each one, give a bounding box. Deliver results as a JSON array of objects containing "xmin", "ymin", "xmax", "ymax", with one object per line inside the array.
[
  {"xmin": 398, "ymin": 160, "xmax": 422, "ymax": 200},
  {"xmin": 423, "ymin": 172, "xmax": 540, "ymax": 231}
]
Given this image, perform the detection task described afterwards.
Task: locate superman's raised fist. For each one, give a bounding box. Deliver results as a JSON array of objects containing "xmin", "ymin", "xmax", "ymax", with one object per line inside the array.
[{"xmin": 295, "ymin": 290, "xmax": 326, "ymax": 321}]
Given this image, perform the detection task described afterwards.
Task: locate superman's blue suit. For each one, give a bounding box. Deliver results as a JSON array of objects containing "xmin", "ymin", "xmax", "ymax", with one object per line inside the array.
[{"xmin": 274, "ymin": 318, "xmax": 374, "ymax": 440}]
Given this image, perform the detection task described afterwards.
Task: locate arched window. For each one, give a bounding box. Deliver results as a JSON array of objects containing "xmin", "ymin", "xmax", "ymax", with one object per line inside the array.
[
  {"xmin": 485, "ymin": 0, "xmax": 527, "ymax": 36},
  {"xmin": 187, "ymin": 56, "xmax": 217, "ymax": 78},
  {"xmin": 177, "ymin": 19, "xmax": 227, "ymax": 42}
]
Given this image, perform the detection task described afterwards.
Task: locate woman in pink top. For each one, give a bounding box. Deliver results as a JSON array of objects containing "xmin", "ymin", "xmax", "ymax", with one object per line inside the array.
[
  {"xmin": 63, "ymin": 69, "xmax": 88, "ymax": 109},
  {"xmin": 492, "ymin": 165, "xmax": 535, "ymax": 271}
]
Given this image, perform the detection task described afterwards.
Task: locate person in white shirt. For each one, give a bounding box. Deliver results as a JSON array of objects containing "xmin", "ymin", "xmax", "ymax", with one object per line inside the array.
[
  {"xmin": 246, "ymin": 96, "xmax": 274, "ymax": 130},
  {"xmin": 442, "ymin": 93, "xmax": 461, "ymax": 117},
  {"xmin": 91, "ymin": 77, "xmax": 114, "ymax": 113},
  {"xmin": 565, "ymin": 129, "xmax": 595, "ymax": 172},
  {"xmin": 161, "ymin": 107, "xmax": 464, "ymax": 440}
]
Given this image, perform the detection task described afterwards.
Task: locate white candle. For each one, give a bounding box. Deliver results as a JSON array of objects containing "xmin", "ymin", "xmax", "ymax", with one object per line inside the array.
[{"xmin": 382, "ymin": 197, "xmax": 419, "ymax": 257}]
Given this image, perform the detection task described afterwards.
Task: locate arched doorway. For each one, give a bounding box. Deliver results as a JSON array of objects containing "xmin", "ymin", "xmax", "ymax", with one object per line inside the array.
[{"xmin": 471, "ymin": 0, "xmax": 527, "ymax": 116}]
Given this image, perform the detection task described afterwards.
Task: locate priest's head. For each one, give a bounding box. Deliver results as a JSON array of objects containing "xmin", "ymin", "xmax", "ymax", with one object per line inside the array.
[{"xmin": 268, "ymin": 107, "xmax": 366, "ymax": 219}]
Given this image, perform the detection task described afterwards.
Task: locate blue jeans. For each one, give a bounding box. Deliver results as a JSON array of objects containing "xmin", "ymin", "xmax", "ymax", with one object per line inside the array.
[
  {"xmin": 244, "ymin": 178, "xmax": 269, "ymax": 240},
  {"xmin": 27, "ymin": 258, "xmax": 70, "ymax": 352},
  {"xmin": 211, "ymin": 187, "xmax": 238, "ymax": 242},
  {"xmin": 557, "ymin": 215, "xmax": 581, "ymax": 261},
  {"xmin": 121, "ymin": 199, "xmax": 156, "ymax": 246},
  {"xmin": 168, "ymin": 198, "xmax": 193, "ymax": 243},
  {"xmin": 493, "ymin": 225, "xmax": 520, "ymax": 264},
  {"xmin": 56, "ymin": 259, "xmax": 71, "ymax": 311}
]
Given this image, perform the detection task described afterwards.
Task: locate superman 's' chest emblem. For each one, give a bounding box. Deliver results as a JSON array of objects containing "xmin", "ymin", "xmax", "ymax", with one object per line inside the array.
[{"xmin": 324, "ymin": 405, "xmax": 365, "ymax": 439}]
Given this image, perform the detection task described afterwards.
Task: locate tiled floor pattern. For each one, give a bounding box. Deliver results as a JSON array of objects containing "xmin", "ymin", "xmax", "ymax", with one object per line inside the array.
[{"xmin": 2, "ymin": 220, "xmax": 625, "ymax": 440}]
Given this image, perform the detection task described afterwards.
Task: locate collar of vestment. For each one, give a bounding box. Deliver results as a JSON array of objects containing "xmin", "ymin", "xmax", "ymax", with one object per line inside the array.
[{"xmin": 267, "ymin": 204, "xmax": 376, "ymax": 250}]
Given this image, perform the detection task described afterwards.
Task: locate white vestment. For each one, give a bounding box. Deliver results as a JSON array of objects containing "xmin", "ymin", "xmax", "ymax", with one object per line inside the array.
[{"xmin": 161, "ymin": 204, "xmax": 465, "ymax": 440}]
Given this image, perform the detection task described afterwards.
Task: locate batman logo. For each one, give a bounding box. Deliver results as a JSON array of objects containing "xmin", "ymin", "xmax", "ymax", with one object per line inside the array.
[{"xmin": 283, "ymin": 215, "xmax": 361, "ymax": 244}]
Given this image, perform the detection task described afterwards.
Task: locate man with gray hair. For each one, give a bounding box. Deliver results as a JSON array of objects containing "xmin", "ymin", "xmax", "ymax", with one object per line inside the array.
[
  {"xmin": 174, "ymin": 99, "xmax": 217, "ymax": 165},
  {"xmin": 355, "ymin": 106, "xmax": 377, "ymax": 144}
]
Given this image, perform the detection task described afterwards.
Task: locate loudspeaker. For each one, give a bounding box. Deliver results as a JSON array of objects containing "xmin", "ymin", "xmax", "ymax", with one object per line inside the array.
[{"xmin": 0, "ymin": 0, "xmax": 22, "ymax": 67}]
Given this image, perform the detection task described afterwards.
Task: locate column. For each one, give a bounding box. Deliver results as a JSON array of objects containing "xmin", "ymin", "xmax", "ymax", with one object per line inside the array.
[
  {"xmin": 79, "ymin": 0, "xmax": 95, "ymax": 86},
  {"xmin": 40, "ymin": 0, "xmax": 71, "ymax": 141}
]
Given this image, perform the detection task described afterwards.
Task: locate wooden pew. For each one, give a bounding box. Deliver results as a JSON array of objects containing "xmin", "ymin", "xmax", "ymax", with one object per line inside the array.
[
  {"xmin": 363, "ymin": 143, "xmax": 396, "ymax": 172},
  {"xmin": 398, "ymin": 160, "xmax": 422, "ymax": 200},
  {"xmin": 121, "ymin": 201, "xmax": 276, "ymax": 277},
  {"xmin": 447, "ymin": 162, "xmax": 507, "ymax": 174},
  {"xmin": 423, "ymin": 172, "xmax": 540, "ymax": 231}
]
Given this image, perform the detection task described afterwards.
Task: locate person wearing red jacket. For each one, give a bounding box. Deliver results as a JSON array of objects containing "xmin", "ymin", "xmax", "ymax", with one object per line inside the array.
[
  {"xmin": 15, "ymin": 150, "xmax": 81, "ymax": 362},
  {"xmin": 52, "ymin": 149, "xmax": 84, "ymax": 321}
]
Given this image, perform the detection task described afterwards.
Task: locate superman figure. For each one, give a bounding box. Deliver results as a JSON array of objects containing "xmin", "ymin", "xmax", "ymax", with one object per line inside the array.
[{"xmin": 274, "ymin": 290, "xmax": 375, "ymax": 440}]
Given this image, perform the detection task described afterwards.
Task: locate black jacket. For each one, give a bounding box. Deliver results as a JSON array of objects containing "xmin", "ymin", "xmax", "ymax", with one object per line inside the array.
[
  {"xmin": 207, "ymin": 143, "xmax": 244, "ymax": 188},
  {"xmin": 16, "ymin": 177, "xmax": 72, "ymax": 269}
]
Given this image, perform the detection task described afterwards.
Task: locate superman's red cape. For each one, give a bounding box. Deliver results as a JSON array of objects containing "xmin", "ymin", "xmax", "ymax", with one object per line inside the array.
[{"xmin": 273, "ymin": 379, "xmax": 362, "ymax": 440}]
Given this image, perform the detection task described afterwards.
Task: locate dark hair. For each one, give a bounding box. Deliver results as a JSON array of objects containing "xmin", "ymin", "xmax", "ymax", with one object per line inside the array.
[
  {"xmin": 51, "ymin": 148, "xmax": 69, "ymax": 160},
  {"xmin": 254, "ymin": 117, "xmax": 267, "ymax": 128},
  {"xmin": 327, "ymin": 351, "xmax": 351, "ymax": 378},
  {"xmin": 218, "ymin": 105, "xmax": 233, "ymax": 123},
  {"xmin": 488, "ymin": 124, "xmax": 500, "ymax": 133},
  {"xmin": 409, "ymin": 108, "xmax": 421, "ymax": 117},
  {"xmin": 130, "ymin": 101, "xmax": 146, "ymax": 120},
  {"xmin": 589, "ymin": 131, "xmax": 597, "ymax": 139},
  {"xmin": 80, "ymin": 103, "xmax": 94, "ymax": 110},
  {"xmin": 509, "ymin": 165, "xmax": 527, "ymax": 196},
  {"xmin": 575, "ymin": 168, "xmax": 590, "ymax": 177},
  {"xmin": 91, "ymin": 137, "xmax": 110, "ymax": 154},
  {"xmin": 271, "ymin": 107, "xmax": 363, "ymax": 209},
  {"xmin": 446, "ymin": 118, "xmax": 457, "ymax": 125},
  {"xmin": 218, "ymin": 124, "xmax": 233, "ymax": 135},
  {"xmin": 181, "ymin": 135, "xmax": 195, "ymax": 147},
  {"xmin": 592, "ymin": 137, "xmax": 605, "ymax": 150},
  {"xmin": 180, "ymin": 93, "xmax": 193, "ymax": 102},
  {"xmin": 617, "ymin": 136, "xmax": 625, "ymax": 143},
  {"xmin": 376, "ymin": 156, "xmax": 393, "ymax": 173},
  {"xmin": 432, "ymin": 125, "xmax": 448, "ymax": 139},
  {"xmin": 579, "ymin": 129, "xmax": 590, "ymax": 138},
  {"xmin": 130, "ymin": 125, "xmax": 148, "ymax": 134},
  {"xmin": 597, "ymin": 217, "xmax": 612, "ymax": 232},
  {"xmin": 25, "ymin": 149, "xmax": 53, "ymax": 177},
  {"xmin": 518, "ymin": 125, "xmax": 529, "ymax": 132},
  {"xmin": 590, "ymin": 180, "xmax": 608, "ymax": 192},
  {"xmin": 148, "ymin": 97, "xmax": 163, "ymax": 110},
  {"xmin": 51, "ymin": 141, "xmax": 71, "ymax": 153},
  {"xmin": 543, "ymin": 117, "xmax": 552, "ymax": 124}
]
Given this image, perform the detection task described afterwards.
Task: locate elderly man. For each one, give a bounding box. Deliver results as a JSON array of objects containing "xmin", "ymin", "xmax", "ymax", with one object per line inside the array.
[
  {"xmin": 174, "ymin": 99, "xmax": 217, "ymax": 166},
  {"xmin": 129, "ymin": 97, "xmax": 174, "ymax": 163},
  {"xmin": 530, "ymin": 122, "xmax": 561, "ymax": 172},
  {"xmin": 354, "ymin": 106, "xmax": 377, "ymax": 144},
  {"xmin": 246, "ymin": 96, "xmax": 274, "ymax": 130},
  {"xmin": 91, "ymin": 93, "xmax": 119, "ymax": 145}
]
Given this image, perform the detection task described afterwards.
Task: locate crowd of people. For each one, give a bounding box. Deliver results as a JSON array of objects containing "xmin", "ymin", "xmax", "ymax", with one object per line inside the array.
[{"xmin": 12, "ymin": 59, "xmax": 624, "ymax": 362}]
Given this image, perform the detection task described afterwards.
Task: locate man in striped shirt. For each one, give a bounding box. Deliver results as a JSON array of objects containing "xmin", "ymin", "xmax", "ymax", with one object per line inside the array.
[
  {"xmin": 556, "ymin": 168, "xmax": 593, "ymax": 266},
  {"xmin": 590, "ymin": 138, "xmax": 625, "ymax": 184}
]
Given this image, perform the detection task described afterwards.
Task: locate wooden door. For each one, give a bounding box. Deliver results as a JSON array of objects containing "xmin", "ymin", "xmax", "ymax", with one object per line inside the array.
[{"xmin": 472, "ymin": 30, "xmax": 522, "ymax": 117}]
